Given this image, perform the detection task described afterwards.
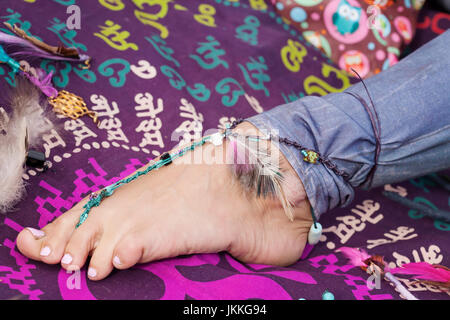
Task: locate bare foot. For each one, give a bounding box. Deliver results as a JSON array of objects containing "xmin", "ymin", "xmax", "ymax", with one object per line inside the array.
[{"xmin": 16, "ymin": 122, "xmax": 313, "ymax": 280}]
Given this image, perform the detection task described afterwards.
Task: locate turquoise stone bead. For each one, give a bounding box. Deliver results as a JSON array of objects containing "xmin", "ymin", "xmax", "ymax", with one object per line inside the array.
[
  {"xmin": 307, "ymin": 222, "xmax": 322, "ymax": 245},
  {"xmin": 104, "ymin": 185, "xmax": 115, "ymax": 196},
  {"xmin": 7, "ymin": 58, "xmax": 21, "ymax": 73},
  {"xmin": 322, "ymin": 290, "xmax": 335, "ymax": 300}
]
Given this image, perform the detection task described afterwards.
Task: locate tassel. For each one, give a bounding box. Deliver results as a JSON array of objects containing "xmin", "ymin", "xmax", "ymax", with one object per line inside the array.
[
  {"xmin": 0, "ymin": 24, "xmax": 98, "ymax": 125},
  {"xmin": 0, "ymin": 42, "xmax": 97, "ymax": 123},
  {"xmin": 390, "ymin": 262, "xmax": 450, "ymax": 290},
  {"xmin": 337, "ymin": 247, "xmax": 419, "ymax": 300},
  {"xmin": 227, "ymin": 133, "xmax": 295, "ymax": 221},
  {"xmin": 0, "ymin": 23, "xmax": 90, "ymax": 63}
]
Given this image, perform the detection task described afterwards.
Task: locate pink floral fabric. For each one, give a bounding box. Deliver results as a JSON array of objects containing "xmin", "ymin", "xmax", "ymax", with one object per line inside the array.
[{"xmin": 271, "ymin": 0, "xmax": 425, "ymax": 77}]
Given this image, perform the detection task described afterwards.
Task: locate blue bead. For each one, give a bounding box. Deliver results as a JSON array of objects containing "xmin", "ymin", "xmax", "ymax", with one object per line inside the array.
[
  {"xmin": 0, "ymin": 44, "xmax": 10, "ymax": 62},
  {"xmin": 104, "ymin": 185, "xmax": 116, "ymax": 196},
  {"xmin": 0, "ymin": 44, "xmax": 20, "ymax": 73},
  {"xmin": 308, "ymin": 222, "xmax": 322, "ymax": 245},
  {"xmin": 322, "ymin": 290, "xmax": 335, "ymax": 300}
]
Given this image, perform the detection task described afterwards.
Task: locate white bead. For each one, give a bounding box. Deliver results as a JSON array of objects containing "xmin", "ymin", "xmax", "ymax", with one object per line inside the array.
[
  {"xmin": 308, "ymin": 222, "xmax": 322, "ymax": 245},
  {"xmin": 210, "ymin": 132, "xmax": 224, "ymax": 146}
]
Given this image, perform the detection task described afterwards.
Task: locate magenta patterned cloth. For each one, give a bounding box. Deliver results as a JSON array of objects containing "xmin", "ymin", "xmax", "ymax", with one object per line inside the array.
[{"xmin": 0, "ymin": 0, "xmax": 448, "ymax": 300}]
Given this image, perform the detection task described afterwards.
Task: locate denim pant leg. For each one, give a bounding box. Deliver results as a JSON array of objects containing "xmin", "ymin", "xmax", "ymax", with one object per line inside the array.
[{"xmin": 247, "ymin": 30, "xmax": 450, "ymax": 220}]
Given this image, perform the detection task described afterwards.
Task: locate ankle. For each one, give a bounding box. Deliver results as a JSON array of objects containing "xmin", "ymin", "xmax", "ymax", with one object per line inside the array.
[{"xmin": 231, "ymin": 121, "xmax": 310, "ymax": 220}]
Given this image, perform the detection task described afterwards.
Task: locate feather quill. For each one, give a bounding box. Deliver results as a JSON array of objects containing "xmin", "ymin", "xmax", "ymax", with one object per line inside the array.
[
  {"xmin": 0, "ymin": 23, "xmax": 90, "ymax": 63},
  {"xmin": 227, "ymin": 133, "xmax": 294, "ymax": 221},
  {"xmin": 0, "ymin": 78, "xmax": 55, "ymax": 213},
  {"xmin": 390, "ymin": 262, "xmax": 450, "ymax": 289}
]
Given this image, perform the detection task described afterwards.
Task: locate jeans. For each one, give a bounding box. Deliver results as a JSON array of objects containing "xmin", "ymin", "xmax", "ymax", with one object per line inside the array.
[{"xmin": 247, "ymin": 30, "xmax": 450, "ymax": 220}]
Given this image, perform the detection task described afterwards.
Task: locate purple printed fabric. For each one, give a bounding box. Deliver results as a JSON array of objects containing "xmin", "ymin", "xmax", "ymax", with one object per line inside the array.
[{"xmin": 0, "ymin": 0, "xmax": 448, "ymax": 300}]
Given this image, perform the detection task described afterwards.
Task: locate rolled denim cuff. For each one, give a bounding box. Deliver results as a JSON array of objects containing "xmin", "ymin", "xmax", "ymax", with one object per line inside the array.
[{"xmin": 246, "ymin": 31, "xmax": 450, "ymax": 220}]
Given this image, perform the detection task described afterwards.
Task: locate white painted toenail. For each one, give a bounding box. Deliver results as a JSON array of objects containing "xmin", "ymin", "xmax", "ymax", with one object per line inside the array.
[
  {"xmin": 113, "ymin": 256, "xmax": 122, "ymax": 266},
  {"xmin": 88, "ymin": 267, "xmax": 97, "ymax": 278},
  {"xmin": 26, "ymin": 227, "xmax": 45, "ymax": 239},
  {"xmin": 61, "ymin": 254, "xmax": 73, "ymax": 264},
  {"xmin": 40, "ymin": 246, "xmax": 51, "ymax": 256}
]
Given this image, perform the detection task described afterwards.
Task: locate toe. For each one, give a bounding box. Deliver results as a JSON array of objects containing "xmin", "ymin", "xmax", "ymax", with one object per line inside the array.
[
  {"xmin": 17, "ymin": 207, "xmax": 84, "ymax": 264},
  {"xmin": 112, "ymin": 234, "xmax": 143, "ymax": 270},
  {"xmin": 16, "ymin": 227, "xmax": 46, "ymax": 261},
  {"xmin": 61, "ymin": 221, "xmax": 100, "ymax": 271},
  {"xmin": 87, "ymin": 238, "xmax": 116, "ymax": 281}
]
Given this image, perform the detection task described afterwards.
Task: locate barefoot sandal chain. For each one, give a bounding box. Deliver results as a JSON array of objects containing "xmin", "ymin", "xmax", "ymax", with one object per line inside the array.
[
  {"xmin": 75, "ymin": 124, "xmax": 325, "ymax": 254},
  {"xmin": 76, "ymin": 130, "xmax": 234, "ymax": 228}
]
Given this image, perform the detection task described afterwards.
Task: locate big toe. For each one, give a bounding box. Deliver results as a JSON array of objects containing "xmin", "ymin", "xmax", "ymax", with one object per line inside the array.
[
  {"xmin": 16, "ymin": 205, "xmax": 85, "ymax": 264},
  {"xmin": 16, "ymin": 227, "xmax": 46, "ymax": 261}
]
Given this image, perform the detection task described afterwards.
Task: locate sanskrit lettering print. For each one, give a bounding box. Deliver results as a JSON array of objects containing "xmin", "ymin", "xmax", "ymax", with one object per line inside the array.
[{"xmin": 0, "ymin": 0, "xmax": 448, "ymax": 300}]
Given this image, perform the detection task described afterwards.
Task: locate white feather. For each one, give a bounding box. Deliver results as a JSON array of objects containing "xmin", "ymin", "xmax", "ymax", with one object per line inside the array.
[
  {"xmin": 0, "ymin": 110, "xmax": 27, "ymax": 213},
  {"xmin": 0, "ymin": 79, "xmax": 55, "ymax": 213},
  {"xmin": 227, "ymin": 134, "xmax": 295, "ymax": 221}
]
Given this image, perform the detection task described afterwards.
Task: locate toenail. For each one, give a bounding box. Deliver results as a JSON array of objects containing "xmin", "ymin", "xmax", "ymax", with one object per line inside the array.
[
  {"xmin": 113, "ymin": 256, "xmax": 122, "ymax": 266},
  {"xmin": 26, "ymin": 227, "xmax": 45, "ymax": 239},
  {"xmin": 40, "ymin": 246, "xmax": 51, "ymax": 256},
  {"xmin": 61, "ymin": 253, "xmax": 73, "ymax": 265},
  {"xmin": 88, "ymin": 267, "xmax": 97, "ymax": 278}
]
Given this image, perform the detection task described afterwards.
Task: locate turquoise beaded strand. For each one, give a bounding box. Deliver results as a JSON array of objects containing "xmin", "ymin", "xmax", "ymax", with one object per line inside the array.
[{"xmin": 76, "ymin": 132, "xmax": 227, "ymax": 228}]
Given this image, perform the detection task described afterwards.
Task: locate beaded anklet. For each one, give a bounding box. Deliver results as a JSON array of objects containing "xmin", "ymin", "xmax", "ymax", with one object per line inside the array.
[{"xmin": 228, "ymin": 118, "xmax": 349, "ymax": 180}]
